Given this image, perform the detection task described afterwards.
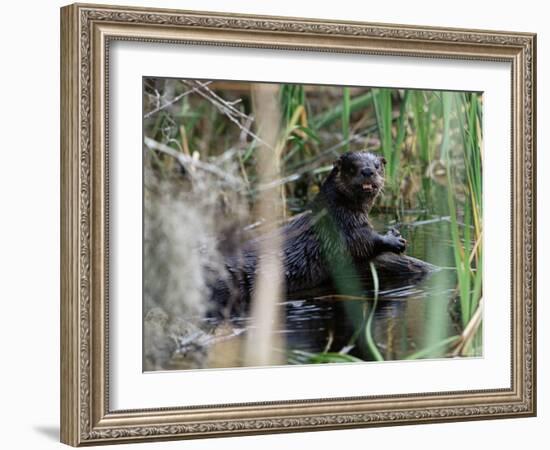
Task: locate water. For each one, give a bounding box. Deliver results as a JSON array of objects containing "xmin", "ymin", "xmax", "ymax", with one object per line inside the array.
[{"xmin": 169, "ymin": 211, "xmax": 467, "ymax": 369}]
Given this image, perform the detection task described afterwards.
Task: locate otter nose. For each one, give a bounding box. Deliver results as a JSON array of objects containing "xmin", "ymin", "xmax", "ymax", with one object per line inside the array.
[{"xmin": 361, "ymin": 167, "xmax": 374, "ymax": 177}]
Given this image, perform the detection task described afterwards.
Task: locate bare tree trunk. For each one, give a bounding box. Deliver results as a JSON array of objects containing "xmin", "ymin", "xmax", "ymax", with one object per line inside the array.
[{"xmin": 244, "ymin": 84, "xmax": 285, "ymax": 366}]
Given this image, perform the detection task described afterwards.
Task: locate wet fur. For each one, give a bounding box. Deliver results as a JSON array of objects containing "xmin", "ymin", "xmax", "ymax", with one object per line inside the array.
[{"xmin": 211, "ymin": 151, "xmax": 406, "ymax": 315}]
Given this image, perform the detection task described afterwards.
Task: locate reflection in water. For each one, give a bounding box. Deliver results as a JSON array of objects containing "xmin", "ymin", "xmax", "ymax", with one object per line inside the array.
[{"xmin": 169, "ymin": 213, "xmax": 469, "ymax": 369}]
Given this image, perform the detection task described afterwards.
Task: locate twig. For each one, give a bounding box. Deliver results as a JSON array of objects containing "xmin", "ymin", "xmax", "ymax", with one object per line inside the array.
[
  {"xmin": 143, "ymin": 81, "xmax": 212, "ymax": 119},
  {"xmin": 182, "ymin": 80, "xmax": 273, "ymax": 149},
  {"xmin": 406, "ymin": 216, "xmax": 451, "ymax": 227},
  {"xmin": 239, "ymin": 115, "xmax": 255, "ymax": 146},
  {"xmin": 144, "ymin": 137, "xmax": 244, "ymax": 188},
  {"xmin": 255, "ymin": 173, "xmax": 302, "ymax": 192},
  {"xmin": 191, "ymin": 80, "xmax": 249, "ymax": 120}
]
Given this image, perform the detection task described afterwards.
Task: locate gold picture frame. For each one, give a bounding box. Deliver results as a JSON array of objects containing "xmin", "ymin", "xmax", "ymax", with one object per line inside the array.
[{"xmin": 60, "ymin": 2, "xmax": 536, "ymax": 446}]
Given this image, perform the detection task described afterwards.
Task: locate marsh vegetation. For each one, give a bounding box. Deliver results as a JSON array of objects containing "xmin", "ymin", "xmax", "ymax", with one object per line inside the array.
[{"xmin": 142, "ymin": 78, "xmax": 483, "ymax": 370}]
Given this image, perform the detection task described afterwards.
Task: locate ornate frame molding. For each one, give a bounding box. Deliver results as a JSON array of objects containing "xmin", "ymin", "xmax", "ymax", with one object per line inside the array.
[{"xmin": 60, "ymin": 3, "xmax": 536, "ymax": 446}]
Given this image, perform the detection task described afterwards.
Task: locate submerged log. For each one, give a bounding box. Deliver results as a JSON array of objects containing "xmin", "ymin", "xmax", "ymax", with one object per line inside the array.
[
  {"xmin": 287, "ymin": 253, "xmax": 438, "ymax": 301},
  {"xmin": 366, "ymin": 252, "xmax": 438, "ymax": 287}
]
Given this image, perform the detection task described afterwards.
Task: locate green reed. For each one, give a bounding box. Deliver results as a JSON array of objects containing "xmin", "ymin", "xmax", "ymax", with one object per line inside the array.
[
  {"xmin": 365, "ymin": 263, "xmax": 384, "ymax": 361},
  {"xmin": 372, "ymin": 88, "xmax": 410, "ymax": 191},
  {"xmin": 342, "ymin": 87, "xmax": 351, "ymax": 152},
  {"xmin": 447, "ymin": 92, "xmax": 483, "ymax": 350}
]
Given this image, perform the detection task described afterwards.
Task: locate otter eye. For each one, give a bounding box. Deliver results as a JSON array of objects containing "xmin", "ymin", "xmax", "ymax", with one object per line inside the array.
[{"xmin": 374, "ymin": 161, "xmax": 380, "ymax": 170}]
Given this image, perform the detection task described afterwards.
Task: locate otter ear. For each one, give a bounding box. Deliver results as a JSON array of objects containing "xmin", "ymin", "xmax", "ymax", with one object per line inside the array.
[{"xmin": 379, "ymin": 156, "xmax": 387, "ymax": 166}]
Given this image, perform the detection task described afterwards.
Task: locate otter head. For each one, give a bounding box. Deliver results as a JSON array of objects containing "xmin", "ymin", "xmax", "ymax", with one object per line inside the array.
[{"xmin": 331, "ymin": 151, "xmax": 386, "ymax": 207}]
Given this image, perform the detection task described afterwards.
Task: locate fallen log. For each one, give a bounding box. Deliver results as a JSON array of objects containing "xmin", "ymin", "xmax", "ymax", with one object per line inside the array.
[{"xmin": 287, "ymin": 253, "xmax": 438, "ymax": 301}]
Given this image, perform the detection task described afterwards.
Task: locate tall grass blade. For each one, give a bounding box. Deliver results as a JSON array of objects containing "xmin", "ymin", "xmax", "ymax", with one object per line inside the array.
[
  {"xmin": 366, "ymin": 263, "xmax": 384, "ymax": 361},
  {"xmin": 342, "ymin": 87, "xmax": 351, "ymax": 152}
]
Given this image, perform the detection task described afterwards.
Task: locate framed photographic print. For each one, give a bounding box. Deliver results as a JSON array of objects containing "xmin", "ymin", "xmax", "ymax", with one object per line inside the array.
[{"xmin": 60, "ymin": 3, "xmax": 537, "ymax": 446}]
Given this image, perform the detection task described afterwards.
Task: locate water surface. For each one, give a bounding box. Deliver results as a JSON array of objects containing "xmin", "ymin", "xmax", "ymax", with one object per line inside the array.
[{"xmin": 169, "ymin": 211, "xmax": 467, "ymax": 369}]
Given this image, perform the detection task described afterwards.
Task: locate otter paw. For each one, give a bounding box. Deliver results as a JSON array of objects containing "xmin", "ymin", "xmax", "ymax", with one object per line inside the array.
[
  {"xmin": 386, "ymin": 227, "xmax": 402, "ymax": 237},
  {"xmin": 385, "ymin": 232, "xmax": 407, "ymax": 253}
]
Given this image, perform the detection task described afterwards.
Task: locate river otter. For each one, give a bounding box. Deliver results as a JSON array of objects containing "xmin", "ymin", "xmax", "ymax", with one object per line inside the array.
[{"xmin": 212, "ymin": 151, "xmax": 407, "ymax": 316}]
